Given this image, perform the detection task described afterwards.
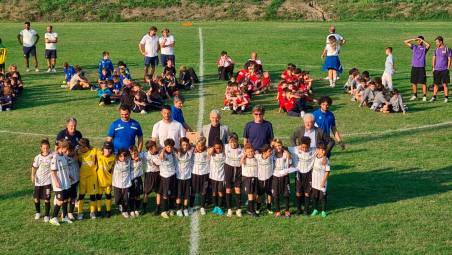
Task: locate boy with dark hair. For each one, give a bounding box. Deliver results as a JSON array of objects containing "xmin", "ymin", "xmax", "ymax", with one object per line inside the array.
[
  {"xmin": 159, "ymin": 138, "xmax": 177, "ymax": 219},
  {"xmin": 310, "ymin": 144, "xmax": 330, "ymax": 218},
  {"xmin": 98, "ymin": 51, "xmax": 114, "ymax": 78},
  {"xmin": 404, "ymin": 36, "xmax": 430, "ymax": 101},
  {"xmin": 431, "ymin": 36, "xmax": 451, "ymax": 103},
  {"xmin": 31, "ymin": 139, "xmax": 53, "ymax": 222}
]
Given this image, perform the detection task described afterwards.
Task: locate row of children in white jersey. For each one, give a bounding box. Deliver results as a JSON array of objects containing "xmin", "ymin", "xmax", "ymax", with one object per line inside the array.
[{"xmin": 32, "ymin": 133, "xmax": 331, "ymax": 225}]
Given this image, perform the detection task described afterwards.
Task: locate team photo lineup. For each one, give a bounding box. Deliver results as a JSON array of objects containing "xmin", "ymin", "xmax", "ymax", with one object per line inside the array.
[{"xmin": 0, "ymin": 17, "xmax": 451, "ymax": 254}]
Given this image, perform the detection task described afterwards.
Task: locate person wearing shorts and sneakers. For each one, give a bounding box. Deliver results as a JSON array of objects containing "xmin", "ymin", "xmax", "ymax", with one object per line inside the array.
[
  {"xmin": 431, "ymin": 36, "xmax": 451, "ymax": 103},
  {"xmin": 139, "ymin": 26, "xmax": 160, "ymax": 81},
  {"xmin": 404, "ymin": 36, "xmax": 430, "ymax": 101},
  {"xmin": 44, "ymin": 25, "xmax": 58, "ymax": 73},
  {"xmin": 18, "ymin": 21, "xmax": 39, "ymax": 72},
  {"xmin": 159, "ymin": 28, "xmax": 175, "ymax": 67}
]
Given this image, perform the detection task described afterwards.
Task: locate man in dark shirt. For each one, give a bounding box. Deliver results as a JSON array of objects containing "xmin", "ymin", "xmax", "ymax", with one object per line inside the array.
[
  {"xmin": 243, "ymin": 105, "xmax": 274, "ymax": 151},
  {"xmin": 55, "ymin": 117, "xmax": 83, "ymax": 148},
  {"xmin": 200, "ymin": 110, "xmax": 229, "ymax": 147}
]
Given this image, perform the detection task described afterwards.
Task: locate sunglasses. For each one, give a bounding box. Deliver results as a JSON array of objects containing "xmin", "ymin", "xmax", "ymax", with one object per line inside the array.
[{"xmin": 253, "ymin": 113, "xmax": 263, "ymax": 116}]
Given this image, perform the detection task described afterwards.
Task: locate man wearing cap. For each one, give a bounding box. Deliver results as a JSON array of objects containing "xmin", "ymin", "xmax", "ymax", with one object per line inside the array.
[
  {"xmin": 430, "ymin": 36, "xmax": 451, "ymax": 103},
  {"xmin": 243, "ymin": 105, "xmax": 274, "ymax": 151},
  {"xmin": 106, "ymin": 105, "xmax": 143, "ymax": 153},
  {"xmin": 404, "ymin": 36, "xmax": 431, "ymax": 101}
]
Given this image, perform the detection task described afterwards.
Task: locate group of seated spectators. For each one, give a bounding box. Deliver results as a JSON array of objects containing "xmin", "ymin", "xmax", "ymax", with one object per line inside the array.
[
  {"xmin": 63, "ymin": 51, "xmax": 198, "ymax": 114},
  {"xmin": 0, "ymin": 64, "xmax": 24, "ymax": 111},
  {"xmin": 344, "ymin": 68, "xmax": 406, "ymax": 114}
]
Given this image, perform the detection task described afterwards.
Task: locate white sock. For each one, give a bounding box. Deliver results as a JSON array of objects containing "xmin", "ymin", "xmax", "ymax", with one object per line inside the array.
[{"xmin": 329, "ymin": 79, "xmax": 333, "ymax": 86}]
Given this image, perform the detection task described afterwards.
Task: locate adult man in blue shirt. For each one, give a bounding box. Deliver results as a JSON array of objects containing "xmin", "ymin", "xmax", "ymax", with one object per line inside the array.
[
  {"xmin": 312, "ymin": 96, "xmax": 345, "ymax": 154},
  {"xmin": 106, "ymin": 105, "xmax": 143, "ymax": 154},
  {"xmin": 243, "ymin": 105, "xmax": 274, "ymax": 151}
]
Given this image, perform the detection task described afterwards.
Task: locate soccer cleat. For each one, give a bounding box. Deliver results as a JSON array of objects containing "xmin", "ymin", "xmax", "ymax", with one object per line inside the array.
[
  {"xmin": 227, "ymin": 209, "xmax": 233, "ymax": 217},
  {"xmin": 49, "ymin": 217, "xmax": 60, "ymax": 226},
  {"xmin": 169, "ymin": 210, "xmax": 175, "ymax": 216},
  {"xmin": 77, "ymin": 214, "xmax": 83, "ymax": 220},
  {"xmin": 311, "ymin": 209, "xmax": 319, "ymax": 216},
  {"xmin": 90, "ymin": 212, "xmax": 96, "ymax": 219},
  {"xmin": 176, "ymin": 210, "xmax": 183, "ymax": 217},
  {"xmin": 430, "ymin": 97, "xmax": 436, "ymax": 102},
  {"xmin": 183, "ymin": 209, "xmax": 190, "ymax": 217},
  {"xmin": 122, "ymin": 212, "xmax": 130, "ymax": 218},
  {"xmin": 35, "ymin": 68, "xmax": 39, "ymax": 72},
  {"xmin": 140, "ymin": 110, "xmax": 147, "ymax": 114},
  {"xmin": 34, "ymin": 213, "xmax": 41, "ymax": 220},
  {"xmin": 26, "ymin": 68, "xmax": 30, "ymax": 72},
  {"xmin": 320, "ymin": 211, "xmax": 327, "ymax": 218},
  {"xmin": 62, "ymin": 217, "xmax": 73, "ymax": 224},
  {"xmin": 275, "ymin": 212, "xmax": 281, "ymax": 218},
  {"xmin": 267, "ymin": 209, "xmax": 274, "ymax": 215},
  {"xmin": 160, "ymin": 211, "xmax": 169, "ymax": 219},
  {"xmin": 236, "ymin": 209, "xmax": 242, "ymax": 217},
  {"xmin": 52, "ymin": 68, "xmax": 57, "ymax": 73},
  {"xmin": 43, "ymin": 216, "xmax": 50, "ymax": 223},
  {"xmin": 60, "ymin": 84, "xmax": 67, "ymax": 88},
  {"xmin": 67, "ymin": 213, "xmax": 75, "ymax": 221},
  {"xmin": 212, "ymin": 207, "xmax": 219, "ymax": 215},
  {"xmin": 445, "ymin": 98, "xmax": 449, "ymax": 103},
  {"xmin": 118, "ymin": 205, "xmax": 123, "ymax": 212},
  {"xmin": 134, "ymin": 211, "xmax": 140, "ymax": 217},
  {"xmin": 200, "ymin": 207, "xmax": 206, "ymax": 215},
  {"xmin": 222, "ymin": 106, "xmax": 230, "ymax": 111},
  {"xmin": 130, "ymin": 211, "xmax": 136, "ymax": 217},
  {"xmin": 216, "ymin": 207, "xmax": 224, "ymax": 216},
  {"xmin": 98, "ymin": 102, "xmax": 105, "ymax": 106},
  {"xmin": 422, "ymin": 96, "xmax": 427, "ymax": 102},
  {"xmin": 285, "ymin": 211, "xmax": 291, "ymax": 218},
  {"xmin": 409, "ymin": 95, "xmax": 417, "ymax": 101},
  {"xmin": 46, "ymin": 68, "xmax": 51, "ymax": 73}
]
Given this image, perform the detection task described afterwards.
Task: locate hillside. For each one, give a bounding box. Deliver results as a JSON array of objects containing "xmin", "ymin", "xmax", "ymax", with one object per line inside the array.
[{"xmin": 0, "ymin": 0, "xmax": 451, "ymax": 22}]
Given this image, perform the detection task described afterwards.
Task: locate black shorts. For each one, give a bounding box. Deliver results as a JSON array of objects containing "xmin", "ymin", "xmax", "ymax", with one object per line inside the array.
[
  {"xmin": 311, "ymin": 188, "xmax": 327, "ymax": 201},
  {"xmin": 191, "ymin": 174, "xmax": 209, "ymax": 195},
  {"xmin": 257, "ymin": 177, "xmax": 273, "ymax": 196},
  {"xmin": 144, "ymin": 56, "xmax": 159, "ymax": 67},
  {"xmin": 68, "ymin": 182, "xmax": 79, "ymax": 199},
  {"xmin": 114, "ymin": 187, "xmax": 129, "ymax": 206},
  {"xmin": 33, "ymin": 184, "xmax": 51, "ymax": 200},
  {"xmin": 410, "ymin": 67, "xmax": 426, "ymax": 84},
  {"xmin": 54, "ymin": 189, "xmax": 69, "ymax": 201},
  {"xmin": 433, "ymin": 70, "xmax": 450, "ymax": 85},
  {"xmin": 242, "ymin": 176, "xmax": 257, "ymax": 195},
  {"xmin": 23, "ymin": 46, "xmax": 36, "ymax": 58},
  {"xmin": 177, "ymin": 178, "xmax": 191, "ymax": 200},
  {"xmin": 0, "ymin": 63, "xmax": 5, "ymax": 70},
  {"xmin": 224, "ymin": 164, "xmax": 242, "ymax": 189},
  {"xmin": 144, "ymin": 172, "xmax": 160, "ymax": 194},
  {"xmin": 271, "ymin": 175, "xmax": 290, "ymax": 197},
  {"xmin": 210, "ymin": 180, "xmax": 225, "ymax": 194},
  {"xmin": 130, "ymin": 177, "xmax": 143, "ymax": 197},
  {"xmin": 159, "ymin": 175, "xmax": 176, "ymax": 198},
  {"xmin": 45, "ymin": 49, "xmax": 57, "ymax": 59},
  {"xmin": 296, "ymin": 171, "xmax": 312, "ymax": 194}
]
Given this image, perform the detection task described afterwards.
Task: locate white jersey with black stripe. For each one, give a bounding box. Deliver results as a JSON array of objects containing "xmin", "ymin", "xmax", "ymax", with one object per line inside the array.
[
  {"xmin": 50, "ymin": 153, "xmax": 71, "ymax": 191},
  {"xmin": 242, "ymin": 157, "xmax": 258, "ymax": 178},
  {"xmin": 32, "ymin": 153, "xmax": 53, "ymax": 186},
  {"xmin": 311, "ymin": 156, "xmax": 330, "ymax": 192},
  {"xmin": 131, "ymin": 156, "xmax": 144, "ymax": 179},
  {"xmin": 224, "ymin": 144, "xmax": 242, "ymax": 167},
  {"xmin": 289, "ymin": 147, "xmax": 316, "ymax": 173},
  {"xmin": 209, "ymin": 152, "xmax": 225, "ymax": 182},
  {"xmin": 142, "ymin": 151, "xmax": 160, "ymax": 173},
  {"xmin": 192, "ymin": 151, "xmax": 210, "ymax": 175},
  {"xmin": 112, "ymin": 159, "xmax": 132, "ymax": 188},
  {"xmin": 256, "ymin": 154, "xmax": 273, "ymax": 181},
  {"xmin": 176, "ymin": 149, "xmax": 194, "ymax": 180},
  {"xmin": 273, "ymin": 152, "xmax": 291, "ymax": 178}
]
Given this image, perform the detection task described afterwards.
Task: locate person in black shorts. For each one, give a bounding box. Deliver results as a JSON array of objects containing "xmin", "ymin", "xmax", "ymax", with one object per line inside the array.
[
  {"xmin": 431, "ymin": 36, "xmax": 451, "ymax": 103},
  {"xmin": 404, "ymin": 36, "xmax": 431, "ymax": 101},
  {"xmin": 142, "ymin": 140, "xmax": 161, "ymax": 214},
  {"xmin": 224, "ymin": 133, "xmax": 243, "ymax": 217},
  {"xmin": 17, "ymin": 21, "xmax": 39, "ymax": 72}
]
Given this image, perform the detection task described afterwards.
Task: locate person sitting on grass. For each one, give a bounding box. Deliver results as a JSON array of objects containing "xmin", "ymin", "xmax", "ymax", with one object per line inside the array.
[
  {"xmin": 163, "ymin": 58, "xmax": 176, "ymax": 77},
  {"xmin": 244, "ymin": 52, "xmax": 263, "ymax": 74},
  {"xmin": 281, "ymin": 63, "xmax": 296, "ymax": 83},
  {"xmin": 97, "ymin": 81, "xmax": 112, "ymax": 106},
  {"xmin": 359, "ymin": 81, "xmax": 377, "ymax": 108},
  {"xmin": 163, "ymin": 70, "xmax": 179, "ymax": 98},
  {"xmin": 381, "ymin": 89, "xmax": 406, "ymax": 114},
  {"xmin": 10, "ymin": 77, "xmax": 23, "ymax": 96},
  {"xmin": 63, "ymin": 62, "xmax": 75, "ymax": 87},
  {"xmin": 68, "ymin": 66, "xmax": 90, "ymax": 90},
  {"xmin": 6, "ymin": 64, "xmax": 22, "ymax": 82},
  {"xmin": 114, "ymin": 60, "xmax": 131, "ymax": 76},
  {"xmin": 0, "ymin": 80, "xmax": 13, "ymax": 111},
  {"xmin": 178, "ymin": 65, "xmax": 195, "ymax": 90},
  {"xmin": 145, "ymin": 75, "xmax": 164, "ymax": 111},
  {"xmin": 132, "ymin": 84, "xmax": 148, "ymax": 114},
  {"xmin": 217, "ymin": 51, "xmax": 234, "ymax": 81},
  {"xmin": 98, "ymin": 68, "xmax": 112, "ymax": 83},
  {"xmin": 97, "ymin": 51, "xmax": 114, "ymax": 78},
  {"xmin": 118, "ymin": 65, "xmax": 132, "ymax": 87}
]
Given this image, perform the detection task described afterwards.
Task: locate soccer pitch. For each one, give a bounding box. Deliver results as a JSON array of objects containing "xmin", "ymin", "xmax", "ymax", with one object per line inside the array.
[{"xmin": 0, "ymin": 21, "xmax": 451, "ymax": 254}]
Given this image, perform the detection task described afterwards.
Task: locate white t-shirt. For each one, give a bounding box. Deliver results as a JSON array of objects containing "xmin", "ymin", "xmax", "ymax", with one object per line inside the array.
[
  {"xmin": 384, "ymin": 55, "xmax": 394, "ymax": 75},
  {"xmin": 112, "ymin": 160, "xmax": 132, "ymax": 188},
  {"xmin": 326, "ymin": 33, "xmax": 343, "ymax": 44},
  {"xmin": 209, "ymin": 153, "xmax": 225, "ymax": 182},
  {"xmin": 140, "ymin": 34, "xmax": 159, "ymax": 57},
  {"xmin": 44, "ymin": 32, "xmax": 58, "ymax": 50},
  {"xmin": 152, "ymin": 120, "xmax": 185, "ymax": 149},
  {"xmin": 50, "ymin": 153, "xmax": 71, "ymax": 191},
  {"xmin": 20, "ymin": 29, "xmax": 38, "ymax": 47},
  {"xmin": 32, "ymin": 153, "xmax": 53, "ymax": 186},
  {"xmin": 159, "ymin": 35, "xmax": 175, "ymax": 55},
  {"xmin": 311, "ymin": 157, "xmax": 330, "ymax": 192}
]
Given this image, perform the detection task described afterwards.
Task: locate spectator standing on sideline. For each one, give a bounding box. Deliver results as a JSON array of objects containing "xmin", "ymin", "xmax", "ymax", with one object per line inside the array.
[
  {"xmin": 159, "ymin": 28, "xmax": 175, "ymax": 67},
  {"xmin": 139, "ymin": 26, "xmax": 160, "ymax": 81},
  {"xmin": 44, "ymin": 25, "xmax": 58, "ymax": 73},
  {"xmin": 0, "ymin": 38, "xmax": 7, "ymax": 73},
  {"xmin": 243, "ymin": 105, "xmax": 274, "ymax": 152},
  {"xmin": 404, "ymin": 36, "xmax": 430, "ymax": 101},
  {"xmin": 106, "ymin": 105, "xmax": 144, "ymax": 154},
  {"xmin": 430, "ymin": 36, "xmax": 451, "ymax": 103},
  {"xmin": 18, "ymin": 21, "xmax": 40, "ymax": 72}
]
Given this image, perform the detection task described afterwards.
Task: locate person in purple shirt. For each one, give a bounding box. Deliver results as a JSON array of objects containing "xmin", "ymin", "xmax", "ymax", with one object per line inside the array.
[
  {"xmin": 243, "ymin": 105, "xmax": 274, "ymax": 152},
  {"xmin": 404, "ymin": 36, "xmax": 430, "ymax": 101},
  {"xmin": 431, "ymin": 36, "xmax": 451, "ymax": 103}
]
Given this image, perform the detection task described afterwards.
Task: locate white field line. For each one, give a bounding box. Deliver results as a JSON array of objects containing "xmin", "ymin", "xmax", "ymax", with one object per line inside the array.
[{"xmin": 190, "ymin": 27, "xmax": 204, "ymax": 255}]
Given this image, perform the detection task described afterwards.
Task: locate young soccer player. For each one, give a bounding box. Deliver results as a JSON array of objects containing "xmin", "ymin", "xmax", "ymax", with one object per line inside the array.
[
  {"xmin": 77, "ymin": 138, "xmax": 98, "ymax": 220},
  {"xmin": 208, "ymin": 139, "xmax": 226, "ymax": 216},
  {"xmin": 224, "ymin": 133, "xmax": 243, "ymax": 217},
  {"xmin": 241, "ymin": 143, "xmax": 258, "ymax": 217},
  {"xmin": 31, "ymin": 139, "xmax": 53, "ymax": 222},
  {"xmin": 382, "ymin": 47, "xmax": 395, "ymax": 91},
  {"xmin": 66, "ymin": 144, "xmax": 80, "ymax": 220},
  {"xmin": 112, "ymin": 149, "xmax": 132, "ymax": 218},
  {"xmin": 175, "ymin": 137, "xmax": 193, "ymax": 217},
  {"xmin": 289, "ymin": 136, "xmax": 316, "ymax": 215},
  {"xmin": 96, "ymin": 142, "xmax": 115, "ymax": 218},
  {"xmin": 130, "ymin": 145, "xmax": 144, "ymax": 217},
  {"xmin": 142, "ymin": 140, "xmax": 161, "ymax": 215},
  {"xmin": 191, "ymin": 137, "xmax": 210, "ymax": 215},
  {"xmin": 256, "ymin": 144, "xmax": 273, "ymax": 215},
  {"xmin": 159, "ymin": 138, "xmax": 178, "ymax": 219},
  {"xmin": 271, "ymin": 139, "xmax": 292, "ymax": 217},
  {"xmin": 49, "ymin": 140, "xmax": 72, "ymax": 226},
  {"xmin": 311, "ymin": 144, "xmax": 331, "ymax": 218}
]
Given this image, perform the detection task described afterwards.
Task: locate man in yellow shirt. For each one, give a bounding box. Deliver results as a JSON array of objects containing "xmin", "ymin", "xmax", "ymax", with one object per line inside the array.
[
  {"xmin": 0, "ymin": 38, "xmax": 7, "ymax": 73},
  {"xmin": 77, "ymin": 138, "xmax": 98, "ymax": 220},
  {"xmin": 96, "ymin": 142, "xmax": 115, "ymax": 218}
]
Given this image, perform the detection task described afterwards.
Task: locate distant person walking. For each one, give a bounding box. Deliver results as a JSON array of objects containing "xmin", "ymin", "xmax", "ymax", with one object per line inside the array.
[
  {"xmin": 18, "ymin": 21, "xmax": 39, "ymax": 72},
  {"xmin": 404, "ymin": 36, "xmax": 430, "ymax": 101},
  {"xmin": 430, "ymin": 36, "xmax": 451, "ymax": 103},
  {"xmin": 44, "ymin": 25, "xmax": 58, "ymax": 73}
]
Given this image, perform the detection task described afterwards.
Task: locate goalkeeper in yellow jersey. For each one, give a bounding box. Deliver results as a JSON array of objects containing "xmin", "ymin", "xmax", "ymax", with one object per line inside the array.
[{"xmin": 77, "ymin": 138, "xmax": 98, "ymax": 220}]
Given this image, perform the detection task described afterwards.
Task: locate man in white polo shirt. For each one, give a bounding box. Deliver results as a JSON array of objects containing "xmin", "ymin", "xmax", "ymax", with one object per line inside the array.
[
  {"xmin": 139, "ymin": 26, "xmax": 160, "ymax": 81},
  {"xmin": 44, "ymin": 25, "xmax": 58, "ymax": 73},
  {"xmin": 159, "ymin": 28, "xmax": 175, "ymax": 67},
  {"xmin": 17, "ymin": 21, "xmax": 40, "ymax": 72},
  {"xmin": 151, "ymin": 105, "xmax": 185, "ymax": 149}
]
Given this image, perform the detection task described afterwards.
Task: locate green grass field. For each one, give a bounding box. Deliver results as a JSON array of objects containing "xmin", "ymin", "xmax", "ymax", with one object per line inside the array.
[{"xmin": 0, "ymin": 21, "xmax": 451, "ymax": 254}]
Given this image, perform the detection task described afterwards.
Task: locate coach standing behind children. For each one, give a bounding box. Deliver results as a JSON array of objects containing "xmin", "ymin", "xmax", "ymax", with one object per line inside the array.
[
  {"xmin": 151, "ymin": 105, "xmax": 186, "ymax": 149},
  {"xmin": 106, "ymin": 105, "xmax": 144, "ymax": 154},
  {"xmin": 159, "ymin": 28, "xmax": 175, "ymax": 67},
  {"xmin": 200, "ymin": 109, "xmax": 230, "ymax": 147},
  {"xmin": 56, "ymin": 117, "xmax": 83, "ymax": 148},
  {"xmin": 243, "ymin": 105, "xmax": 274, "ymax": 152},
  {"xmin": 139, "ymin": 26, "xmax": 160, "ymax": 81},
  {"xmin": 18, "ymin": 21, "xmax": 39, "ymax": 72}
]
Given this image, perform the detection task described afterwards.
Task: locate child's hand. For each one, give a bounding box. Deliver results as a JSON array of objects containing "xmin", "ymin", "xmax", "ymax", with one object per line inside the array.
[{"xmin": 31, "ymin": 176, "xmax": 35, "ymax": 184}]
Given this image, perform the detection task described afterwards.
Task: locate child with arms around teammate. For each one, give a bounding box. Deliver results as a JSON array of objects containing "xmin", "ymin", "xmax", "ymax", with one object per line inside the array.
[
  {"xmin": 311, "ymin": 144, "xmax": 331, "ymax": 218},
  {"xmin": 159, "ymin": 138, "xmax": 178, "ymax": 219},
  {"xmin": 255, "ymin": 144, "xmax": 274, "ymax": 215},
  {"xmin": 77, "ymin": 138, "xmax": 98, "ymax": 220},
  {"xmin": 49, "ymin": 140, "xmax": 73, "ymax": 226},
  {"xmin": 129, "ymin": 145, "xmax": 144, "ymax": 217},
  {"xmin": 112, "ymin": 148, "xmax": 132, "ymax": 218},
  {"xmin": 241, "ymin": 143, "xmax": 258, "ymax": 217},
  {"xmin": 289, "ymin": 136, "xmax": 316, "ymax": 215},
  {"xmin": 66, "ymin": 144, "xmax": 80, "ymax": 220},
  {"xmin": 175, "ymin": 137, "xmax": 194, "ymax": 217},
  {"xmin": 271, "ymin": 139, "xmax": 292, "ymax": 217},
  {"xmin": 208, "ymin": 139, "xmax": 226, "ymax": 216},
  {"xmin": 96, "ymin": 142, "xmax": 115, "ymax": 218},
  {"xmin": 191, "ymin": 137, "xmax": 210, "ymax": 215},
  {"xmin": 142, "ymin": 140, "xmax": 161, "ymax": 215},
  {"xmin": 224, "ymin": 133, "xmax": 243, "ymax": 217},
  {"xmin": 31, "ymin": 139, "xmax": 53, "ymax": 222}
]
